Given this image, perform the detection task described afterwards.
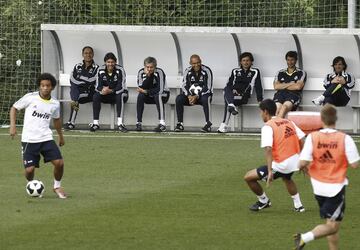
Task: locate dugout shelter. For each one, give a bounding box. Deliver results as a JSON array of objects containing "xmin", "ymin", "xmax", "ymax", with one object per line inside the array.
[{"xmin": 41, "ymin": 24, "xmax": 360, "ymax": 132}]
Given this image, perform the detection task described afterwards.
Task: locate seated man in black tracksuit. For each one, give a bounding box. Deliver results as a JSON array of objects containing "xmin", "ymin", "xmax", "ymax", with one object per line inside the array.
[
  {"xmin": 136, "ymin": 56, "xmax": 169, "ymax": 132},
  {"xmin": 64, "ymin": 46, "xmax": 99, "ymax": 130},
  {"xmin": 89, "ymin": 52, "xmax": 128, "ymax": 132},
  {"xmin": 312, "ymin": 56, "xmax": 355, "ymax": 107},
  {"xmin": 217, "ymin": 52, "xmax": 263, "ymax": 133},
  {"xmin": 175, "ymin": 54, "xmax": 213, "ymax": 132}
]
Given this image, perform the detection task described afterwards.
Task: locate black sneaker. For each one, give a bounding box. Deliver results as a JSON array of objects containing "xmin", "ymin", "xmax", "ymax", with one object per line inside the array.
[
  {"xmin": 89, "ymin": 124, "xmax": 100, "ymax": 132},
  {"xmin": 294, "ymin": 206, "xmax": 305, "ymax": 213},
  {"xmin": 249, "ymin": 200, "xmax": 271, "ymax": 211},
  {"xmin": 201, "ymin": 122, "xmax": 212, "ymax": 133},
  {"xmin": 174, "ymin": 123, "xmax": 184, "ymax": 132},
  {"xmin": 293, "ymin": 233, "xmax": 305, "ymax": 250},
  {"xmin": 154, "ymin": 124, "xmax": 166, "ymax": 132},
  {"xmin": 136, "ymin": 123, "xmax": 142, "ymax": 131},
  {"xmin": 64, "ymin": 122, "xmax": 75, "ymax": 130},
  {"xmin": 118, "ymin": 124, "xmax": 128, "ymax": 133},
  {"xmin": 227, "ymin": 105, "xmax": 239, "ymax": 115}
]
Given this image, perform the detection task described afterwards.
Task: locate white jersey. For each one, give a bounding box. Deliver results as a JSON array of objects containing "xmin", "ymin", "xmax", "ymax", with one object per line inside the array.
[{"xmin": 13, "ymin": 92, "xmax": 60, "ymax": 143}]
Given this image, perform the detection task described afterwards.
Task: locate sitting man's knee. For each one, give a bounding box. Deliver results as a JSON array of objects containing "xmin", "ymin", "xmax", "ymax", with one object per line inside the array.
[
  {"xmin": 176, "ymin": 94, "xmax": 185, "ymax": 104},
  {"xmin": 283, "ymin": 101, "xmax": 294, "ymax": 109},
  {"xmin": 137, "ymin": 93, "xmax": 146, "ymax": 101},
  {"xmin": 93, "ymin": 92, "xmax": 101, "ymax": 101}
]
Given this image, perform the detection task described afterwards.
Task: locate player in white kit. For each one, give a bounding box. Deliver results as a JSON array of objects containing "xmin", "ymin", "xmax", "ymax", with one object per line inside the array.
[{"xmin": 10, "ymin": 73, "xmax": 67, "ymax": 199}]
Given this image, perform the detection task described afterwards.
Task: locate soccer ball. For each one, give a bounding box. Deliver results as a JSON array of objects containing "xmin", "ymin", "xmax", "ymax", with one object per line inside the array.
[
  {"xmin": 26, "ymin": 180, "xmax": 45, "ymax": 197},
  {"xmin": 189, "ymin": 84, "xmax": 202, "ymax": 96}
]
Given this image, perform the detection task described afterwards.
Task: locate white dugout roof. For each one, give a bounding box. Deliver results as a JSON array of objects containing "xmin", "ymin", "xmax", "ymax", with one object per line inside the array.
[{"xmin": 41, "ymin": 24, "xmax": 360, "ymax": 83}]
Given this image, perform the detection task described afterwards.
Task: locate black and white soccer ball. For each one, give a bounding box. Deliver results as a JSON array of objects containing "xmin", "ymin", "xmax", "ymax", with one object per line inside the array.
[
  {"xmin": 189, "ymin": 84, "xmax": 202, "ymax": 96},
  {"xmin": 26, "ymin": 180, "xmax": 45, "ymax": 197}
]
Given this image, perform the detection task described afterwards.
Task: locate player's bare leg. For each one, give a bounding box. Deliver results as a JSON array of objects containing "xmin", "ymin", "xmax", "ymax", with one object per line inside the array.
[
  {"xmin": 282, "ymin": 178, "xmax": 297, "ymax": 195},
  {"xmin": 52, "ymin": 159, "xmax": 64, "ymax": 181},
  {"xmin": 283, "ymin": 178, "xmax": 305, "ymax": 212},
  {"xmin": 277, "ymin": 101, "xmax": 293, "ymax": 118},
  {"xmin": 24, "ymin": 166, "xmax": 35, "ymax": 181},
  {"xmin": 244, "ymin": 169, "xmax": 263, "ymax": 195},
  {"xmin": 52, "ymin": 159, "xmax": 66, "ymax": 198},
  {"xmin": 244, "ymin": 169, "xmax": 271, "ymax": 211},
  {"xmin": 313, "ymin": 220, "xmax": 340, "ymax": 250},
  {"xmin": 296, "ymin": 220, "xmax": 340, "ymax": 250},
  {"xmin": 275, "ymin": 102, "xmax": 282, "ymax": 116}
]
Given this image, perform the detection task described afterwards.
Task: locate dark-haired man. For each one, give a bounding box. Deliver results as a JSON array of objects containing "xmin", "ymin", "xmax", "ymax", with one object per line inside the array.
[
  {"xmin": 312, "ymin": 56, "xmax": 354, "ymax": 107},
  {"xmin": 244, "ymin": 99, "xmax": 305, "ymax": 212},
  {"xmin": 65, "ymin": 46, "xmax": 99, "ymax": 130},
  {"xmin": 273, "ymin": 51, "xmax": 306, "ymax": 118},
  {"xmin": 90, "ymin": 52, "xmax": 128, "ymax": 132},
  {"xmin": 9, "ymin": 73, "xmax": 67, "ymax": 199},
  {"xmin": 218, "ymin": 52, "xmax": 263, "ymax": 133}
]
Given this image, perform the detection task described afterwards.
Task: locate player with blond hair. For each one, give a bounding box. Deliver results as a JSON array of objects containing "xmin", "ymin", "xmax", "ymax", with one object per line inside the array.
[{"xmin": 294, "ymin": 104, "xmax": 359, "ymax": 250}]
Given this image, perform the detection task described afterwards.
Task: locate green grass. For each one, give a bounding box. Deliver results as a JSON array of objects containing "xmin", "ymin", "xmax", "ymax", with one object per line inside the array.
[{"xmin": 1, "ymin": 129, "xmax": 360, "ymax": 250}]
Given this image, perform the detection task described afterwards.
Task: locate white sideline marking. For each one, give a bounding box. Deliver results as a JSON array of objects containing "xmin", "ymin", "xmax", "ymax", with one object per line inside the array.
[
  {"xmin": 1, "ymin": 131, "xmax": 360, "ymax": 142},
  {"xmin": 60, "ymin": 134, "xmax": 260, "ymax": 141},
  {"xmin": 0, "ymin": 131, "xmax": 260, "ymax": 141}
]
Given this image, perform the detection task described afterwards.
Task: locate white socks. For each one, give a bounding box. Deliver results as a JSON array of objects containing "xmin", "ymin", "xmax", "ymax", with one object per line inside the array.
[
  {"xmin": 257, "ymin": 192, "xmax": 269, "ymax": 203},
  {"xmin": 93, "ymin": 120, "xmax": 99, "ymax": 125},
  {"xmin": 291, "ymin": 193, "xmax": 303, "ymax": 208},
  {"xmin": 117, "ymin": 117, "xmax": 123, "ymax": 126},
  {"xmin": 54, "ymin": 180, "xmax": 61, "ymax": 189},
  {"xmin": 160, "ymin": 120, "xmax": 166, "ymax": 126},
  {"xmin": 301, "ymin": 232, "xmax": 314, "ymax": 243}
]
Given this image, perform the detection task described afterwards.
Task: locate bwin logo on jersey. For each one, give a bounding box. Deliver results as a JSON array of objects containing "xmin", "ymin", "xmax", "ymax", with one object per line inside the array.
[
  {"xmin": 294, "ymin": 76, "xmax": 298, "ymax": 81},
  {"xmin": 32, "ymin": 110, "xmax": 50, "ymax": 119}
]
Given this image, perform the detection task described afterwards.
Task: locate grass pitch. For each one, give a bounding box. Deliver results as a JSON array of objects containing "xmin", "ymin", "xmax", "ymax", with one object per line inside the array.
[{"xmin": 1, "ymin": 129, "xmax": 359, "ymax": 250}]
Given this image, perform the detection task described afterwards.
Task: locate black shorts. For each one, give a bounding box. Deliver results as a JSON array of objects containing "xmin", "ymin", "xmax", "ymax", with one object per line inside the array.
[
  {"xmin": 21, "ymin": 140, "xmax": 63, "ymax": 168},
  {"xmin": 315, "ymin": 187, "xmax": 346, "ymax": 221},
  {"xmin": 256, "ymin": 165, "xmax": 294, "ymax": 181},
  {"xmin": 273, "ymin": 91, "xmax": 301, "ymax": 110}
]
